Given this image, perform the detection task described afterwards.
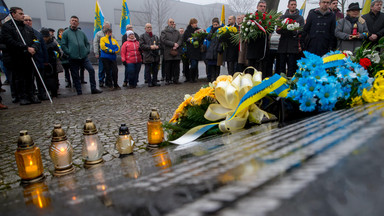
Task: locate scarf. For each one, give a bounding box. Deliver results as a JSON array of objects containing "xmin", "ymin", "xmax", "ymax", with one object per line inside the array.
[
  {"xmin": 147, "ymin": 32, "xmax": 153, "ymax": 37},
  {"xmin": 346, "ymin": 15, "xmax": 358, "ymax": 25}
]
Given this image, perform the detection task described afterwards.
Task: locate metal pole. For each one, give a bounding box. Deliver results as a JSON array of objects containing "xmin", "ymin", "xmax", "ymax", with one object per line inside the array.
[{"xmin": 9, "ymin": 15, "xmax": 53, "ymax": 103}]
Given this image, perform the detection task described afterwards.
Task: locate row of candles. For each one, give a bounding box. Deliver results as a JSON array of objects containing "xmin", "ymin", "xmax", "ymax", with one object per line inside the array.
[{"xmin": 14, "ymin": 109, "xmax": 164, "ymax": 184}]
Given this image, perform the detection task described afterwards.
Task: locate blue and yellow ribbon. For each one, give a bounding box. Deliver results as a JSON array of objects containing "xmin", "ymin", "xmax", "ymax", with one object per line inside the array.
[{"xmin": 170, "ymin": 74, "xmax": 288, "ymax": 145}]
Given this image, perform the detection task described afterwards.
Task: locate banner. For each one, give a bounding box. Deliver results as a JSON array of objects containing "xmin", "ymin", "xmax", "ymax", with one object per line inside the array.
[
  {"xmin": 93, "ymin": 0, "xmax": 104, "ymax": 38},
  {"xmin": 120, "ymin": 0, "xmax": 130, "ymax": 35},
  {"xmin": 0, "ymin": 0, "xmax": 9, "ymax": 20}
]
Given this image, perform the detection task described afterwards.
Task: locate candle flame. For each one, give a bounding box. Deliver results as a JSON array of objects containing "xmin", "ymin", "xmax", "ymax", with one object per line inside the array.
[
  {"xmin": 72, "ymin": 196, "xmax": 77, "ymax": 201},
  {"xmin": 124, "ymin": 135, "xmax": 128, "ymax": 139},
  {"xmin": 91, "ymin": 142, "xmax": 95, "ymax": 146},
  {"xmin": 101, "ymin": 185, "xmax": 106, "ymax": 191},
  {"xmin": 29, "ymin": 160, "xmax": 33, "ymax": 166},
  {"xmin": 154, "ymin": 131, "xmax": 158, "ymax": 135},
  {"xmin": 60, "ymin": 147, "xmax": 65, "ymax": 152}
]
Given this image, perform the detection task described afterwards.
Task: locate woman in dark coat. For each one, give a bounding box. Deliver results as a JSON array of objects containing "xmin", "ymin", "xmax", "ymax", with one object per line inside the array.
[
  {"xmin": 183, "ymin": 18, "xmax": 202, "ymax": 82},
  {"xmin": 205, "ymin": 18, "xmax": 221, "ymax": 82}
]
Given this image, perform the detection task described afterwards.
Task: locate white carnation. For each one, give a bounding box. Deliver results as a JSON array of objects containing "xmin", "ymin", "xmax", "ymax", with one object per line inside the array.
[
  {"xmin": 247, "ymin": 21, "xmax": 251, "ymax": 25},
  {"xmin": 245, "ymin": 28, "xmax": 249, "ymax": 32},
  {"xmin": 251, "ymin": 22, "xmax": 255, "ymax": 26},
  {"xmin": 287, "ymin": 24, "xmax": 294, "ymax": 31}
]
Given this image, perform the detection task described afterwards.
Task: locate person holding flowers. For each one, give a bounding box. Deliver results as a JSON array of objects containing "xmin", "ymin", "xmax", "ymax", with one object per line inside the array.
[
  {"xmin": 246, "ymin": 0, "xmax": 269, "ymax": 75},
  {"xmin": 276, "ymin": 0, "xmax": 304, "ymax": 78},
  {"xmin": 335, "ymin": 3, "xmax": 368, "ymax": 52},
  {"xmin": 183, "ymin": 18, "xmax": 202, "ymax": 83},
  {"xmin": 224, "ymin": 15, "xmax": 239, "ymax": 76},
  {"xmin": 205, "ymin": 18, "xmax": 221, "ymax": 82}
]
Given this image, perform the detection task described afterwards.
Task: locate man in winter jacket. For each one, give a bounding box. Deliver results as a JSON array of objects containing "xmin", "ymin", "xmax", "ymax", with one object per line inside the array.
[
  {"xmin": 61, "ymin": 16, "xmax": 102, "ymax": 95},
  {"xmin": 140, "ymin": 23, "xmax": 160, "ymax": 87},
  {"xmin": 303, "ymin": 0, "xmax": 336, "ymax": 56},
  {"xmin": 362, "ymin": 0, "xmax": 384, "ymax": 46},
  {"xmin": 277, "ymin": 0, "xmax": 304, "ymax": 77},
  {"xmin": 160, "ymin": 18, "xmax": 183, "ymax": 85},
  {"xmin": 100, "ymin": 28, "xmax": 120, "ymax": 90},
  {"xmin": 93, "ymin": 21, "xmax": 113, "ymax": 88},
  {"xmin": 225, "ymin": 15, "xmax": 239, "ymax": 76},
  {"xmin": 1, "ymin": 7, "xmax": 40, "ymax": 105},
  {"xmin": 329, "ymin": 0, "xmax": 344, "ymax": 21}
]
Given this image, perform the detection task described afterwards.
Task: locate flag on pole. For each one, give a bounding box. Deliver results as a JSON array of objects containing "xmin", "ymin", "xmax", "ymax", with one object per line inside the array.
[
  {"xmin": 362, "ymin": 0, "xmax": 371, "ymax": 15},
  {"xmin": 0, "ymin": 0, "xmax": 9, "ymax": 20},
  {"xmin": 299, "ymin": 0, "xmax": 306, "ymax": 16},
  {"xmin": 220, "ymin": 5, "xmax": 225, "ymax": 25},
  {"xmin": 94, "ymin": 0, "xmax": 104, "ymax": 38},
  {"xmin": 120, "ymin": 0, "xmax": 130, "ymax": 35}
]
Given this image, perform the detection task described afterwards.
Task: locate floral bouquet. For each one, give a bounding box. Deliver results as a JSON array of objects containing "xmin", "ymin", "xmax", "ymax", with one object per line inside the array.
[
  {"xmin": 280, "ymin": 18, "xmax": 301, "ymax": 31},
  {"xmin": 234, "ymin": 10, "xmax": 281, "ymax": 42},
  {"xmin": 190, "ymin": 29, "xmax": 208, "ymax": 48},
  {"xmin": 214, "ymin": 25, "xmax": 238, "ymax": 49},
  {"xmin": 287, "ymin": 51, "xmax": 373, "ymax": 112},
  {"xmin": 164, "ymin": 71, "xmax": 275, "ymax": 142},
  {"xmin": 348, "ymin": 39, "xmax": 384, "ymax": 76}
]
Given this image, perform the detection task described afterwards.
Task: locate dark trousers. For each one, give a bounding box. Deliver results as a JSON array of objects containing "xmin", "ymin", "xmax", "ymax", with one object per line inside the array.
[
  {"xmin": 69, "ymin": 58, "xmax": 97, "ymax": 94},
  {"xmin": 165, "ymin": 60, "xmax": 180, "ymax": 83},
  {"xmin": 14, "ymin": 61, "xmax": 34, "ymax": 100},
  {"xmin": 279, "ymin": 53, "xmax": 298, "ymax": 77},
  {"xmin": 101, "ymin": 58, "xmax": 118, "ymax": 87},
  {"xmin": 63, "ymin": 63, "xmax": 71, "ymax": 85},
  {"xmin": 189, "ymin": 59, "xmax": 198, "ymax": 82},
  {"xmin": 125, "ymin": 63, "xmax": 141, "ymax": 87},
  {"xmin": 145, "ymin": 62, "xmax": 159, "ymax": 85},
  {"xmin": 207, "ymin": 65, "xmax": 220, "ymax": 82},
  {"xmin": 266, "ymin": 50, "xmax": 280, "ymax": 77},
  {"xmin": 182, "ymin": 57, "xmax": 190, "ymax": 81},
  {"xmin": 227, "ymin": 61, "xmax": 238, "ymax": 76}
]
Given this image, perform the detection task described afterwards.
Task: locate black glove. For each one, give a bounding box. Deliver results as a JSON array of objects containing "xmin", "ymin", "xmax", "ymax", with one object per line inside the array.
[{"xmin": 123, "ymin": 62, "xmax": 127, "ymax": 66}]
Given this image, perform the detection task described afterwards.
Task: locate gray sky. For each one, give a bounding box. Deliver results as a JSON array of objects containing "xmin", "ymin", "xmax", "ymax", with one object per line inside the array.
[{"xmin": 181, "ymin": 0, "xmax": 226, "ymax": 5}]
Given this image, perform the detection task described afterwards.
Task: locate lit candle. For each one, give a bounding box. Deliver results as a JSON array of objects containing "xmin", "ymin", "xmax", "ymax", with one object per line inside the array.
[
  {"xmin": 25, "ymin": 157, "xmax": 39, "ymax": 177},
  {"xmin": 83, "ymin": 119, "xmax": 104, "ymax": 165}
]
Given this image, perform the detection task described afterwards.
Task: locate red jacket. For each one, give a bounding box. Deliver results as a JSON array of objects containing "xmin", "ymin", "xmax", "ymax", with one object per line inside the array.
[{"xmin": 121, "ymin": 39, "xmax": 142, "ymax": 64}]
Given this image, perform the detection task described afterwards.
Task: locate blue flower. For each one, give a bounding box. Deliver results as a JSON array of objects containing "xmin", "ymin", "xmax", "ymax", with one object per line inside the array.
[
  {"xmin": 317, "ymin": 84, "xmax": 338, "ymax": 105},
  {"xmin": 299, "ymin": 95, "xmax": 317, "ymax": 112},
  {"xmin": 312, "ymin": 68, "xmax": 328, "ymax": 82}
]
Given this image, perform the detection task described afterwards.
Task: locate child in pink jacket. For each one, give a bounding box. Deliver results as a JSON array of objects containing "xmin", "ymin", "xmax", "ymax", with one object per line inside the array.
[{"xmin": 121, "ymin": 30, "xmax": 142, "ymax": 88}]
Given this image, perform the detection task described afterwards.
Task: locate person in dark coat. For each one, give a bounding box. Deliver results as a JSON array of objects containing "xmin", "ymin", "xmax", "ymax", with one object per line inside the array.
[
  {"xmin": 183, "ymin": 18, "xmax": 202, "ymax": 82},
  {"xmin": 330, "ymin": 0, "xmax": 344, "ymax": 21},
  {"xmin": 41, "ymin": 28, "xmax": 61, "ymax": 97},
  {"xmin": 205, "ymin": 18, "xmax": 221, "ymax": 82},
  {"xmin": 362, "ymin": 0, "xmax": 384, "ymax": 46},
  {"xmin": 246, "ymin": 1, "xmax": 270, "ymax": 77},
  {"xmin": 24, "ymin": 15, "xmax": 48, "ymax": 101},
  {"xmin": 225, "ymin": 15, "xmax": 239, "ymax": 76},
  {"xmin": 160, "ymin": 18, "xmax": 183, "ymax": 85},
  {"xmin": 122, "ymin": 24, "xmax": 140, "ymax": 45},
  {"xmin": 1, "ymin": 7, "xmax": 40, "ymax": 105},
  {"xmin": 277, "ymin": 0, "xmax": 304, "ymax": 77},
  {"xmin": 140, "ymin": 23, "xmax": 161, "ymax": 87},
  {"xmin": 303, "ymin": 0, "xmax": 336, "ymax": 56},
  {"xmin": 335, "ymin": 3, "xmax": 368, "ymax": 52}
]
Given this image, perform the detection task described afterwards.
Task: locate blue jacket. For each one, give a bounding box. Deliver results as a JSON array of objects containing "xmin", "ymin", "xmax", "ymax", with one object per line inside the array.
[{"xmin": 100, "ymin": 35, "xmax": 120, "ymax": 60}]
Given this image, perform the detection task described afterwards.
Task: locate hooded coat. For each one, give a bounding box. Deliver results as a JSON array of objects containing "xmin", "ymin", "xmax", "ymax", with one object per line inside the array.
[{"xmin": 303, "ymin": 8, "xmax": 336, "ymax": 56}]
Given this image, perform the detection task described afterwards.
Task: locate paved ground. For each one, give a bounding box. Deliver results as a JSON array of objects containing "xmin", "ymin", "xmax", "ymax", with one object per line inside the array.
[{"xmin": 0, "ymin": 63, "xmax": 227, "ymax": 189}]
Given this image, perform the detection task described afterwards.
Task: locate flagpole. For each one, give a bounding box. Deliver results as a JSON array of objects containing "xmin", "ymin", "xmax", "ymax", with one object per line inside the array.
[{"xmin": 8, "ymin": 15, "xmax": 53, "ymax": 103}]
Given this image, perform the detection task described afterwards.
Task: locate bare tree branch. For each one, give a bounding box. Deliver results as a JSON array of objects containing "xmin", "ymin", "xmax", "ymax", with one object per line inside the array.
[{"xmin": 227, "ymin": 0, "xmax": 256, "ymax": 14}]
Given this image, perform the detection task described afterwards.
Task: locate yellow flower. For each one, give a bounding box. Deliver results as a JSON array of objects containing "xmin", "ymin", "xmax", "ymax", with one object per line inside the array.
[
  {"xmin": 191, "ymin": 87, "xmax": 215, "ymax": 105},
  {"xmin": 169, "ymin": 97, "xmax": 192, "ymax": 123},
  {"xmin": 362, "ymin": 88, "xmax": 377, "ymax": 103},
  {"xmin": 373, "ymin": 77, "xmax": 384, "ymax": 90},
  {"xmin": 350, "ymin": 96, "xmax": 363, "ymax": 107},
  {"xmin": 169, "ymin": 87, "xmax": 215, "ymax": 123}
]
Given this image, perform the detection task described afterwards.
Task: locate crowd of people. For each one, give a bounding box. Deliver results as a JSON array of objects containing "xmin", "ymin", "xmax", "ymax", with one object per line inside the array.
[{"xmin": 0, "ymin": 0, "xmax": 383, "ymax": 109}]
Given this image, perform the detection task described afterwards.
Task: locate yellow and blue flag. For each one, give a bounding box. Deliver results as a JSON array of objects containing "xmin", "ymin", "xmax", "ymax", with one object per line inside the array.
[
  {"xmin": 120, "ymin": 0, "xmax": 130, "ymax": 35},
  {"xmin": 220, "ymin": 5, "xmax": 225, "ymax": 25},
  {"xmin": 94, "ymin": 0, "xmax": 104, "ymax": 38},
  {"xmin": 299, "ymin": 0, "xmax": 306, "ymax": 16},
  {"xmin": 362, "ymin": 0, "xmax": 371, "ymax": 15},
  {"xmin": 0, "ymin": 0, "xmax": 10, "ymax": 20}
]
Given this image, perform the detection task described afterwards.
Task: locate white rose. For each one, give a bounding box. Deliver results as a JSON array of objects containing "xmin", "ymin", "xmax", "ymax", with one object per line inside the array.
[
  {"xmin": 245, "ymin": 28, "xmax": 249, "ymax": 32},
  {"xmin": 287, "ymin": 24, "xmax": 294, "ymax": 31},
  {"xmin": 247, "ymin": 21, "xmax": 251, "ymax": 25},
  {"xmin": 251, "ymin": 22, "xmax": 255, "ymax": 26},
  {"xmin": 293, "ymin": 22, "xmax": 299, "ymax": 28},
  {"xmin": 242, "ymin": 25, "xmax": 245, "ymax": 29}
]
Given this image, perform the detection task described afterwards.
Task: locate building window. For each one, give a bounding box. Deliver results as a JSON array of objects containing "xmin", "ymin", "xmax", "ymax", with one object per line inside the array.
[{"xmin": 46, "ymin": 1, "xmax": 65, "ymax": 21}]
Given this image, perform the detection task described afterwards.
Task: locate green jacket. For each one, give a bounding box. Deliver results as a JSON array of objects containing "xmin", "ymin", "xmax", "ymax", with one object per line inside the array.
[{"xmin": 61, "ymin": 27, "xmax": 90, "ymax": 60}]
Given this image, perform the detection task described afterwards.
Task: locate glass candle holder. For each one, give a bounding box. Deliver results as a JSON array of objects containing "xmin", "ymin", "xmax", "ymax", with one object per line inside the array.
[
  {"xmin": 15, "ymin": 130, "xmax": 45, "ymax": 184},
  {"xmin": 49, "ymin": 124, "xmax": 75, "ymax": 176},
  {"xmin": 82, "ymin": 119, "xmax": 104, "ymax": 166},
  {"xmin": 147, "ymin": 109, "xmax": 164, "ymax": 145},
  {"xmin": 116, "ymin": 124, "xmax": 135, "ymax": 155}
]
